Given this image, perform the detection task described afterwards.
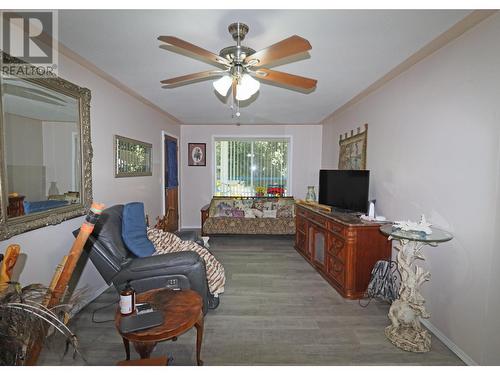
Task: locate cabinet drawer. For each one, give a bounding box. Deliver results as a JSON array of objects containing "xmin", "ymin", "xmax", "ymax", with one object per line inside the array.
[
  {"xmin": 327, "ymin": 220, "xmax": 344, "ymax": 235},
  {"xmin": 308, "ymin": 214, "xmax": 328, "ymax": 228},
  {"xmin": 295, "ymin": 206, "xmax": 307, "ymax": 217},
  {"xmin": 301, "ymin": 209, "xmax": 328, "ymax": 227}
]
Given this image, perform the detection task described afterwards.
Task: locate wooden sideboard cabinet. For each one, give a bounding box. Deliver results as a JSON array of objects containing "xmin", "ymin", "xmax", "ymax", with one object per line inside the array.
[{"xmin": 295, "ymin": 203, "xmax": 391, "ymax": 299}]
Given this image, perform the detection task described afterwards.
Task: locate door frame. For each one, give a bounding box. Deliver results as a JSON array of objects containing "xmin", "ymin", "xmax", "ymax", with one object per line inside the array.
[{"xmin": 161, "ymin": 130, "xmax": 180, "ymax": 228}]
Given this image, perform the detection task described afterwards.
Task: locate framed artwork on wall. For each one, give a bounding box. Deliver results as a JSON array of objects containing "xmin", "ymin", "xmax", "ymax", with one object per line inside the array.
[
  {"xmin": 114, "ymin": 135, "xmax": 152, "ymax": 177},
  {"xmin": 188, "ymin": 143, "xmax": 206, "ymax": 166},
  {"xmin": 338, "ymin": 123, "xmax": 368, "ymax": 170}
]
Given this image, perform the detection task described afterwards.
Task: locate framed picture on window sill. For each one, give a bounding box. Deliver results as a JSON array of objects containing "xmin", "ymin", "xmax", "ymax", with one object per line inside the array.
[{"xmin": 188, "ymin": 143, "xmax": 206, "ymax": 166}]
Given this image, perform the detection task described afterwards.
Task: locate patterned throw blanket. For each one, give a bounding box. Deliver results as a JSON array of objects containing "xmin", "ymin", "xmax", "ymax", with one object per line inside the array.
[{"xmin": 147, "ymin": 228, "xmax": 225, "ymax": 296}]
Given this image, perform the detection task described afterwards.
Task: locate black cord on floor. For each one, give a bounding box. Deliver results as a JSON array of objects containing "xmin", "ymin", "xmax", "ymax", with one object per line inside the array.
[{"xmin": 91, "ymin": 298, "xmax": 119, "ymax": 323}]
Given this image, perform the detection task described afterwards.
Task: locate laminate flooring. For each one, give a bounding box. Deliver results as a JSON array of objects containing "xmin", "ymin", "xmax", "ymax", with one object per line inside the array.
[{"xmin": 39, "ymin": 235, "xmax": 463, "ymax": 366}]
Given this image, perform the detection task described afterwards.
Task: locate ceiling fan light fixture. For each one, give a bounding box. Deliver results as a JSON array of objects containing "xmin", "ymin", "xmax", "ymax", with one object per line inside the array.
[
  {"xmin": 235, "ymin": 73, "xmax": 260, "ymax": 101},
  {"xmin": 213, "ymin": 75, "xmax": 232, "ymax": 96}
]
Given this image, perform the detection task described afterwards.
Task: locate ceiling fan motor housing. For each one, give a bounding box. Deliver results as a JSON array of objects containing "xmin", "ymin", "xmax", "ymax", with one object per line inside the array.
[
  {"xmin": 219, "ymin": 45, "xmax": 256, "ymax": 63},
  {"xmin": 219, "ymin": 23, "xmax": 255, "ymax": 63},
  {"xmin": 228, "ymin": 22, "xmax": 249, "ymax": 42}
]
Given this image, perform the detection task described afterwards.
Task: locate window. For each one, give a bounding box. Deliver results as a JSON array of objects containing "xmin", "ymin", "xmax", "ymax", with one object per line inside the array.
[{"xmin": 214, "ymin": 138, "xmax": 290, "ymax": 196}]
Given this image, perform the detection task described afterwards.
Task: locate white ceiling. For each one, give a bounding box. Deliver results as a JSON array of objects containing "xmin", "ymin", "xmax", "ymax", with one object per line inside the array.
[{"xmin": 58, "ymin": 9, "xmax": 470, "ymax": 125}]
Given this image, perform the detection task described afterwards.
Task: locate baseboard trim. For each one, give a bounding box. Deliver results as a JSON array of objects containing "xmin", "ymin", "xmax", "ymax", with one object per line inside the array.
[
  {"xmin": 421, "ymin": 319, "xmax": 478, "ymax": 366},
  {"xmin": 72, "ymin": 284, "xmax": 110, "ymax": 316}
]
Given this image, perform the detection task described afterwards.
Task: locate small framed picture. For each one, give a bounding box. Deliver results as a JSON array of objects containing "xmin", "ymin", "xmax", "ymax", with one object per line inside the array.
[{"xmin": 188, "ymin": 143, "xmax": 206, "ymax": 166}]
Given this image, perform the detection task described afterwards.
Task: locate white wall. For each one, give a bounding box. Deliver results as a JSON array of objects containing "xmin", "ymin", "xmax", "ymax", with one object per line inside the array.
[
  {"xmin": 0, "ymin": 51, "xmax": 180, "ymax": 302},
  {"xmin": 180, "ymin": 124, "xmax": 322, "ymax": 228},
  {"xmin": 4, "ymin": 114, "xmax": 45, "ymax": 201},
  {"xmin": 321, "ymin": 13, "xmax": 500, "ymax": 365},
  {"xmin": 42, "ymin": 121, "xmax": 78, "ymax": 194}
]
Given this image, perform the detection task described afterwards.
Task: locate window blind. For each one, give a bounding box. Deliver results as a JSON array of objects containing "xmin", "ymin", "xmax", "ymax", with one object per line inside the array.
[{"xmin": 214, "ymin": 138, "xmax": 289, "ymax": 196}]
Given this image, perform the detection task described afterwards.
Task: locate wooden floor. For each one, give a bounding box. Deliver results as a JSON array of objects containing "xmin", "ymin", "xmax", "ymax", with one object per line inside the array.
[{"xmin": 39, "ymin": 235, "xmax": 463, "ymax": 366}]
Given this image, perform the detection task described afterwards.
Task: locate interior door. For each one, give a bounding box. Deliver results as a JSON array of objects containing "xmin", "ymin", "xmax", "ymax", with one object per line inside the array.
[{"xmin": 164, "ymin": 135, "xmax": 179, "ymax": 232}]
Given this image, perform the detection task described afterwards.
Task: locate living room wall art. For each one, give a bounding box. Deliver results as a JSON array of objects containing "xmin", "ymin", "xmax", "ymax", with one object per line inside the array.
[
  {"xmin": 338, "ymin": 123, "xmax": 368, "ymax": 170},
  {"xmin": 188, "ymin": 143, "xmax": 206, "ymax": 167},
  {"xmin": 114, "ymin": 135, "xmax": 152, "ymax": 177}
]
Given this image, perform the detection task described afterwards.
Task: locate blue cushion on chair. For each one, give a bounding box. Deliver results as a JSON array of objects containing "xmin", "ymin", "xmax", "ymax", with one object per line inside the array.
[{"xmin": 122, "ymin": 202, "xmax": 156, "ymax": 257}]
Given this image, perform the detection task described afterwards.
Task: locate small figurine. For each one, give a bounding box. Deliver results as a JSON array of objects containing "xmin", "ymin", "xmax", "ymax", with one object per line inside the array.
[{"xmin": 393, "ymin": 214, "xmax": 432, "ymax": 235}]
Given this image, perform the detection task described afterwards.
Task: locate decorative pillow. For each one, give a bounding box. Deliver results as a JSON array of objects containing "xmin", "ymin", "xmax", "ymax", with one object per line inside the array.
[
  {"xmin": 253, "ymin": 208, "xmax": 264, "ymax": 218},
  {"xmin": 122, "ymin": 202, "xmax": 155, "ymax": 257},
  {"xmin": 263, "ymin": 201, "xmax": 277, "ymax": 211},
  {"xmin": 277, "ymin": 204, "xmax": 293, "ymax": 218},
  {"xmin": 218, "ymin": 209, "xmax": 233, "ymax": 217},
  {"xmin": 253, "ymin": 199, "xmax": 265, "ymax": 211},
  {"xmin": 244, "ymin": 208, "xmax": 256, "ymax": 218},
  {"xmin": 234, "ymin": 200, "xmax": 253, "ymax": 210},
  {"xmin": 231, "ymin": 209, "xmax": 245, "ymax": 218},
  {"xmin": 277, "ymin": 199, "xmax": 294, "ymax": 218},
  {"xmin": 213, "ymin": 200, "xmax": 234, "ymax": 217},
  {"xmin": 262, "ymin": 209, "xmax": 277, "ymax": 218}
]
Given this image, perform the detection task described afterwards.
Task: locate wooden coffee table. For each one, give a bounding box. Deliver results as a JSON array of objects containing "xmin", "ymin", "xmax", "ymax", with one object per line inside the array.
[{"xmin": 115, "ymin": 288, "xmax": 204, "ymax": 365}]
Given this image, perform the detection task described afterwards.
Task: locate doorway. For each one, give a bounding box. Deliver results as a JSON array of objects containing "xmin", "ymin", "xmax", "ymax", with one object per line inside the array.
[{"xmin": 163, "ymin": 133, "xmax": 179, "ymax": 232}]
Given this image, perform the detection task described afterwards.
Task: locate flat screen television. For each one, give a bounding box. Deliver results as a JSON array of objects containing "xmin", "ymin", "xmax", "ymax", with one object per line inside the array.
[{"xmin": 318, "ymin": 170, "xmax": 370, "ymax": 213}]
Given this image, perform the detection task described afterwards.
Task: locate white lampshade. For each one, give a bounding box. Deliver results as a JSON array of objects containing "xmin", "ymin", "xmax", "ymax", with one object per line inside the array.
[
  {"xmin": 213, "ymin": 75, "xmax": 233, "ymax": 96},
  {"xmin": 236, "ymin": 74, "xmax": 260, "ymax": 101}
]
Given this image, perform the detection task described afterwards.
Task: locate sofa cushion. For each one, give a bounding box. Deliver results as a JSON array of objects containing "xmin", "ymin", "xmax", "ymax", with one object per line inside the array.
[{"xmin": 122, "ymin": 202, "xmax": 156, "ymax": 257}]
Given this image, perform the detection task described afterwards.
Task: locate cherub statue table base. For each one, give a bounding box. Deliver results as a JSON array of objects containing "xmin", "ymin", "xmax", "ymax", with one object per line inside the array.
[
  {"xmin": 380, "ymin": 221, "xmax": 453, "ymax": 353},
  {"xmin": 385, "ymin": 239, "xmax": 431, "ymax": 352}
]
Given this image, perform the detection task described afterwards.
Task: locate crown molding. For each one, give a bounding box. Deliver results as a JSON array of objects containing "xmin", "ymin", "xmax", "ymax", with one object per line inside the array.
[
  {"xmin": 321, "ymin": 10, "xmax": 497, "ymax": 125},
  {"xmin": 57, "ymin": 43, "xmax": 182, "ymax": 125}
]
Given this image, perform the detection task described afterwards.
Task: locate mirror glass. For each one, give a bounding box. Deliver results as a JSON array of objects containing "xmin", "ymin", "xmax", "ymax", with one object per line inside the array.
[{"xmin": 2, "ymin": 76, "xmax": 81, "ymax": 219}]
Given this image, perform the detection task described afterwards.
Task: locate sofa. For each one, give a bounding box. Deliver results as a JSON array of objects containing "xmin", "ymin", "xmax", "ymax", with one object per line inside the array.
[{"xmin": 202, "ymin": 196, "xmax": 296, "ymax": 235}]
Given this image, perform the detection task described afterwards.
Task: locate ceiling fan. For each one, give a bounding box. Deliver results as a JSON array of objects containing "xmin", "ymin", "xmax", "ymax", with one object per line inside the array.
[{"xmin": 158, "ymin": 22, "xmax": 317, "ymax": 117}]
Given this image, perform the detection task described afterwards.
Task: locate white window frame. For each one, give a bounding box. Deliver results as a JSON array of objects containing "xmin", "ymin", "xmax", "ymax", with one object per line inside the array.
[{"xmin": 211, "ymin": 135, "xmax": 293, "ymax": 196}]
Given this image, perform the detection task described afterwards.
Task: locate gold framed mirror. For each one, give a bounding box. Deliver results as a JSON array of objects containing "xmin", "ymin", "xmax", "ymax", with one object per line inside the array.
[{"xmin": 0, "ymin": 54, "xmax": 92, "ymax": 240}]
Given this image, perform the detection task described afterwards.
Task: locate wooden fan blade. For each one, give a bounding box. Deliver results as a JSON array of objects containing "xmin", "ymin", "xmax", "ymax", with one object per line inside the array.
[
  {"xmin": 255, "ymin": 68, "xmax": 317, "ymax": 91},
  {"xmin": 160, "ymin": 70, "xmax": 224, "ymax": 87},
  {"xmin": 158, "ymin": 36, "xmax": 230, "ymax": 68},
  {"xmin": 244, "ymin": 35, "xmax": 312, "ymax": 68}
]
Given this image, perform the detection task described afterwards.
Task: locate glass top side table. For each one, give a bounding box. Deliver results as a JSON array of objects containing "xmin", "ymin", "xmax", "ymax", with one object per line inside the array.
[
  {"xmin": 380, "ymin": 224, "xmax": 453, "ymax": 243},
  {"xmin": 379, "ymin": 223, "xmax": 453, "ymax": 353}
]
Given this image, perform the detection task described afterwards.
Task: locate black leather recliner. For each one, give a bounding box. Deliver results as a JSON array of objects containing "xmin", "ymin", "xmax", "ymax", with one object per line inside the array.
[{"xmin": 77, "ymin": 204, "xmax": 218, "ymax": 313}]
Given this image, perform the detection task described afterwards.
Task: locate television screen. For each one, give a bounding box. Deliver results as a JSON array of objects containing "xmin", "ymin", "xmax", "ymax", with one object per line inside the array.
[{"xmin": 319, "ymin": 170, "xmax": 370, "ymax": 213}]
